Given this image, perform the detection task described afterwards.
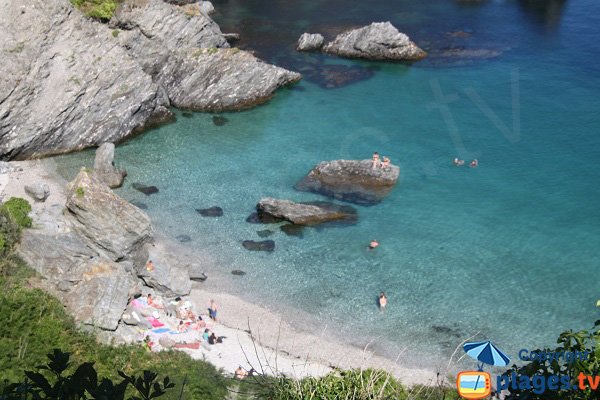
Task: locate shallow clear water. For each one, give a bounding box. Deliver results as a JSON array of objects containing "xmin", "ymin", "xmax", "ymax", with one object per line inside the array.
[{"xmin": 55, "ymin": 0, "xmax": 600, "ymax": 370}]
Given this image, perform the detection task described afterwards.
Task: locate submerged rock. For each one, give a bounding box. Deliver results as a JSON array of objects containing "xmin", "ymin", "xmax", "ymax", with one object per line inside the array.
[
  {"xmin": 257, "ymin": 229, "xmax": 274, "ymax": 237},
  {"xmin": 24, "ymin": 183, "xmax": 50, "ymax": 202},
  {"xmin": 231, "ymin": 269, "xmax": 246, "ymax": 276},
  {"xmin": 242, "ymin": 240, "xmax": 275, "ymax": 252},
  {"xmin": 281, "ymin": 224, "xmax": 304, "ymax": 238},
  {"xmin": 132, "ymin": 183, "xmax": 159, "ymax": 196},
  {"xmin": 182, "ymin": 112, "xmax": 194, "ymax": 118},
  {"xmin": 189, "ymin": 264, "xmax": 208, "ymax": 282},
  {"xmin": 246, "ymin": 212, "xmax": 284, "ymax": 224},
  {"xmin": 196, "ymin": 206, "xmax": 223, "ymax": 217},
  {"xmin": 323, "ymin": 22, "xmax": 426, "ymax": 61},
  {"xmin": 297, "ymin": 33, "xmax": 325, "ymax": 51},
  {"xmin": 66, "ymin": 169, "xmax": 153, "ymax": 262},
  {"xmin": 130, "ymin": 201, "xmax": 148, "ymax": 210},
  {"xmin": 176, "ymin": 234, "xmax": 192, "ymax": 243},
  {"xmin": 93, "ymin": 143, "xmax": 127, "ymax": 189},
  {"xmin": 295, "ymin": 159, "xmax": 400, "ymax": 205},
  {"xmin": 212, "ymin": 115, "xmax": 229, "ymax": 126},
  {"xmin": 257, "ymin": 197, "xmax": 358, "ymax": 225}
]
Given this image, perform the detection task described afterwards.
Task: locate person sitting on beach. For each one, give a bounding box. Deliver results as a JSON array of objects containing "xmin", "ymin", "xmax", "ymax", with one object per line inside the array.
[
  {"xmin": 470, "ymin": 159, "xmax": 478, "ymax": 168},
  {"xmin": 368, "ymin": 240, "xmax": 379, "ymax": 250},
  {"xmin": 453, "ymin": 158, "xmax": 465, "ymax": 166},
  {"xmin": 208, "ymin": 332, "xmax": 223, "ymax": 345},
  {"xmin": 380, "ymin": 157, "xmax": 391, "ymax": 169},
  {"xmin": 147, "ymin": 294, "xmax": 163, "ymax": 309},
  {"xmin": 145, "ymin": 260, "xmax": 155, "ymax": 272},
  {"xmin": 194, "ymin": 315, "xmax": 206, "ymax": 330},
  {"xmin": 202, "ymin": 328, "xmax": 211, "ymax": 342},
  {"xmin": 235, "ymin": 366, "xmax": 248, "ymax": 380},
  {"xmin": 378, "ymin": 292, "xmax": 388, "ymax": 310},
  {"xmin": 177, "ymin": 320, "xmax": 188, "ymax": 333},
  {"xmin": 208, "ymin": 299, "xmax": 218, "ymax": 322},
  {"xmin": 185, "ymin": 308, "xmax": 196, "ymax": 321},
  {"xmin": 371, "ymin": 152, "xmax": 380, "ymax": 169}
]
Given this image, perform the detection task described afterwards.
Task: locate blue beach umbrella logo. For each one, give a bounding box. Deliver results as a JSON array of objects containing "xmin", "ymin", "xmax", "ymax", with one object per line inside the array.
[{"xmin": 463, "ymin": 340, "xmax": 511, "ymax": 370}]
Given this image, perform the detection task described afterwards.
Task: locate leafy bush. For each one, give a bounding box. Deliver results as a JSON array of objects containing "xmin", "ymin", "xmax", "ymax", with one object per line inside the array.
[
  {"xmin": 70, "ymin": 0, "xmax": 118, "ymax": 22},
  {"xmin": 0, "ymin": 198, "xmax": 32, "ymax": 229}
]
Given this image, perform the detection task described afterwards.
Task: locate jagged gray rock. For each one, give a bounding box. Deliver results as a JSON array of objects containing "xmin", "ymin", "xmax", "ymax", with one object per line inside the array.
[
  {"xmin": 93, "ymin": 143, "xmax": 127, "ymax": 189},
  {"xmin": 257, "ymin": 198, "xmax": 358, "ymax": 225},
  {"xmin": 297, "ymin": 33, "xmax": 325, "ymax": 51},
  {"xmin": 63, "ymin": 261, "xmax": 136, "ymax": 331},
  {"xmin": 323, "ymin": 22, "xmax": 426, "ymax": 61},
  {"xmin": 136, "ymin": 247, "xmax": 191, "ymax": 297},
  {"xmin": 65, "ymin": 169, "xmax": 153, "ymax": 262},
  {"xmin": 0, "ymin": 0, "xmax": 171, "ymax": 160},
  {"xmin": 24, "ymin": 183, "xmax": 50, "ymax": 202},
  {"xmin": 295, "ymin": 159, "xmax": 400, "ymax": 205},
  {"xmin": 199, "ymin": 1, "xmax": 215, "ymax": 15},
  {"xmin": 158, "ymin": 48, "xmax": 302, "ymax": 111}
]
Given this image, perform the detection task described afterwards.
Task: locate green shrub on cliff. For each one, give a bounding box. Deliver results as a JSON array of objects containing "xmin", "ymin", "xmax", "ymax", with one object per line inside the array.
[
  {"xmin": 70, "ymin": 0, "xmax": 118, "ymax": 22},
  {"xmin": 0, "ymin": 197, "xmax": 32, "ymax": 229}
]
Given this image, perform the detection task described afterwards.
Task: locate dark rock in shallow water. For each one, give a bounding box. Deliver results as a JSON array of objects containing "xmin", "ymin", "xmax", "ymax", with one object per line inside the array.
[
  {"xmin": 196, "ymin": 206, "xmax": 223, "ymax": 217},
  {"xmin": 257, "ymin": 229, "xmax": 274, "ymax": 237},
  {"xmin": 246, "ymin": 212, "xmax": 285, "ymax": 224},
  {"xmin": 231, "ymin": 269, "xmax": 246, "ymax": 276},
  {"xmin": 212, "ymin": 115, "xmax": 229, "ymax": 126},
  {"xmin": 281, "ymin": 224, "xmax": 304, "ymax": 238},
  {"xmin": 431, "ymin": 325, "xmax": 462, "ymax": 338},
  {"xmin": 297, "ymin": 62, "xmax": 376, "ymax": 90},
  {"xmin": 295, "ymin": 159, "xmax": 400, "ymax": 206},
  {"xmin": 257, "ymin": 198, "xmax": 358, "ymax": 225},
  {"xmin": 130, "ymin": 201, "xmax": 148, "ymax": 210},
  {"xmin": 176, "ymin": 234, "xmax": 192, "ymax": 243},
  {"xmin": 182, "ymin": 112, "xmax": 194, "ymax": 118},
  {"xmin": 242, "ymin": 240, "xmax": 275, "ymax": 252},
  {"xmin": 132, "ymin": 183, "xmax": 159, "ymax": 196},
  {"xmin": 189, "ymin": 264, "xmax": 207, "ymax": 282}
]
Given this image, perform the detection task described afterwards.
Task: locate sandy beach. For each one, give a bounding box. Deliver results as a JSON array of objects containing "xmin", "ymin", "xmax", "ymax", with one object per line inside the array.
[{"xmin": 1, "ymin": 158, "xmax": 444, "ymax": 386}]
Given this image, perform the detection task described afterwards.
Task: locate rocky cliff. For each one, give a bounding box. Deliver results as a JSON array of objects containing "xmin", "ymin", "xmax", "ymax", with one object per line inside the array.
[{"xmin": 0, "ymin": 0, "xmax": 300, "ymax": 160}]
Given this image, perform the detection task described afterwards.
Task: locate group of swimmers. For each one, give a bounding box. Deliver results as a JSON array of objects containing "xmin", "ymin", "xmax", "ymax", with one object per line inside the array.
[
  {"xmin": 372, "ymin": 152, "xmax": 391, "ymax": 169},
  {"xmin": 453, "ymin": 157, "xmax": 478, "ymax": 168}
]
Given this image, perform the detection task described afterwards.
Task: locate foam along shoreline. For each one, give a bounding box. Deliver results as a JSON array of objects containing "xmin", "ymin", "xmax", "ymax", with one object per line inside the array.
[{"xmin": 0, "ymin": 158, "xmax": 441, "ymax": 386}]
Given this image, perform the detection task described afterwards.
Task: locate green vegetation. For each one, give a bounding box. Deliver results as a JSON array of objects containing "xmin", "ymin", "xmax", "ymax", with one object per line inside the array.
[
  {"xmin": 504, "ymin": 320, "xmax": 600, "ymax": 399},
  {"xmin": 112, "ymin": 29, "xmax": 120, "ymax": 37},
  {"xmin": 207, "ymin": 47, "xmax": 219, "ymax": 55},
  {"xmin": 76, "ymin": 186, "xmax": 85, "ymax": 198},
  {"xmin": 70, "ymin": 0, "xmax": 118, "ymax": 22},
  {"xmin": 0, "ymin": 197, "xmax": 32, "ymax": 229}
]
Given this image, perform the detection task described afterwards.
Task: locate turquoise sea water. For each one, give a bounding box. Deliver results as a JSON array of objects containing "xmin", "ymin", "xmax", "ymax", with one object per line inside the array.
[{"xmin": 55, "ymin": 0, "xmax": 600, "ymax": 370}]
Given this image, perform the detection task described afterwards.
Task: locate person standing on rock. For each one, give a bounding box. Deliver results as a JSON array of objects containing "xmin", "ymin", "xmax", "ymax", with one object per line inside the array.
[
  {"xmin": 208, "ymin": 299, "xmax": 218, "ymax": 322},
  {"xmin": 372, "ymin": 152, "xmax": 380, "ymax": 169}
]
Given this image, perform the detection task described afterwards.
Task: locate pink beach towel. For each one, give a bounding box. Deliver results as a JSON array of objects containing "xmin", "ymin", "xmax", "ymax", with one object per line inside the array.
[
  {"xmin": 146, "ymin": 316, "xmax": 164, "ymax": 328},
  {"xmin": 174, "ymin": 342, "xmax": 200, "ymax": 350}
]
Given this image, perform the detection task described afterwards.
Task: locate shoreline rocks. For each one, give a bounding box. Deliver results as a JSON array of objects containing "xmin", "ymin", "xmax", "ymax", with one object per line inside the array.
[
  {"xmin": 93, "ymin": 143, "xmax": 127, "ymax": 189},
  {"xmin": 257, "ymin": 197, "xmax": 358, "ymax": 226},
  {"xmin": 0, "ymin": 0, "xmax": 301, "ymax": 160},
  {"xmin": 24, "ymin": 183, "xmax": 50, "ymax": 202},
  {"xmin": 322, "ymin": 22, "xmax": 426, "ymax": 61},
  {"xmin": 295, "ymin": 159, "xmax": 400, "ymax": 205},
  {"xmin": 297, "ymin": 33, "xmax": 325, "ymax": 51}
]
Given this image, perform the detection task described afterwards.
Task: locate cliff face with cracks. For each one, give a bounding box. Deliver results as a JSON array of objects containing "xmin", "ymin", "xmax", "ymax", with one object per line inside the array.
[{"xmin": 0, "ymin": 0, "xmax": 300, "ymax": 160}]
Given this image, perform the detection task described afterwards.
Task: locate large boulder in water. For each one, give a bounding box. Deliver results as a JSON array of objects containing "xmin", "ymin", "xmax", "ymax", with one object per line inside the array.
[
  {"xmin": 93, "ymin": 143, "xmax": 127, "ymax": 189},
  {"xmin": 322, "ymin": 22, "xmax": 426, "ymax": 61},
  {"xmin": 297, "ymin": 33, "xmax": 325, "ymax": 51},
  {"xmin": 257, "ymin": 198, "xmax": 357, "ymax": 226},
  {"xmin": 295, "ymin": 160, "xmax": 400, "ymax": 205},
  {"xmin": 65, "ymin": 169, "xmax": 153, "ymax": 262}
]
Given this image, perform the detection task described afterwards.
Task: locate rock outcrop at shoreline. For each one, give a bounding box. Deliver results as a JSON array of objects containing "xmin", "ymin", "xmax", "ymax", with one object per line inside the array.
[
  {"xmin": 0, "ymin": 0, "xmax": 301, "ymax": 160},
  {"xmin": 297, "ymin": 33, "xmax": 325, "ymax": 51},
  {"xmin": 66, "ymin": 170, "xmax": 152, "ymax": 263},
  {"xmin": 94, "ymin": 143, "xmax": 127, "ymax": 189},
  {"xmin": 295, "ymin": 160, "xmax": 400, "ymax": 205},
  {"xmin": 322, "ymin": 22, "xmax": 426, "ymax": 61},
  {"xmin": 16, "ymin": 166, "xmax": 207, "ymax": 330},
  {"xmin": 257, "ymin": 198, "xmax": 357, "ymax": 225}
]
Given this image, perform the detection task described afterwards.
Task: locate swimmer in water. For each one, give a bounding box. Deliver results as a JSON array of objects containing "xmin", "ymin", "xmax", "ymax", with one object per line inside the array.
[
  {"xmin": 368, "ymin": 240, "xmax": 379, "ymax": 250},
  {"xmin": 379, "ymin": 292, "xmax": 387, "ymax": 310},
  {"xmin": 470, "ymin": 159, "xmax": 478, "ymax": 168},
  {"xmin": 453, "ymin": 158, "xmax": 465, "ymax": 166}
]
